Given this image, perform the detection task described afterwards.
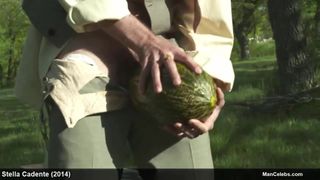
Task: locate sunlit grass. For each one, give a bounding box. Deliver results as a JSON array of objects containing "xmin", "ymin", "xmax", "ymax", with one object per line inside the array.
[
  {"xmin": 212, "ymin": 109, "xmax": 320, "ymax": 168},
  {"xmin": 231, "ymin": 40, "xmax": 276, "ymax": 61},
  {"xmin": 0, "ymin": 88, "xmax": 44, "ymax": 168},
  {"xmin": 225, "ymin": 85, "xmax": 265, "ymax": 102},
  {"xmin": 210, "ymin": 57, "xmax": 320, "ymax": 168}
]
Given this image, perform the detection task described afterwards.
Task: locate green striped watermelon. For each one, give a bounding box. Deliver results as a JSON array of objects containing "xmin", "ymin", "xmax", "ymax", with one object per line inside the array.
[{"xmin": 129, "ymin": 63, "xmax": 217, "ymax": 125}]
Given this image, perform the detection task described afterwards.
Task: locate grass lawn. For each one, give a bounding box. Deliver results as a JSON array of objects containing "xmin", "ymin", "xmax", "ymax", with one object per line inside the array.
[
  {"xmin": 0, "ymin": 89, "xmax": 45, "ymax": 168},
  {"xmin": 211, "ymin": 58, "xmax": 320, "ymax": 168},
  {"xmin": 0, "ymin": 56, "xmax": 319, "ymax": 168}
]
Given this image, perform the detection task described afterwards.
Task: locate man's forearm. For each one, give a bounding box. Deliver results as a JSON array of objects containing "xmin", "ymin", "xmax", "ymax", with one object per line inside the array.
[
  {"xmin": 97, "ymin": 15, "xmax": 156, "ymax": 53},
  {"xmin": 84, "ymin": 14, "xmax": 201, "ymax": 94}
]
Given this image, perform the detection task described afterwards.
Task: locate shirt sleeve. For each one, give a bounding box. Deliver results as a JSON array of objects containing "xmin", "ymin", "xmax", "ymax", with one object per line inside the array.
[
  {"xmin": 190, "ymin": 31, "xmax": 235, "ymax": 92},
  {"xmin": 175, "ymin": 0, "xmax": 235, "ymax": 91},
  {"xmin": 58, "ymin": 0, "xmax": 131, "ymax": 33},
  {"xmin": 196, "ymin": 0, "xmax": 235, "ymax": 91}
]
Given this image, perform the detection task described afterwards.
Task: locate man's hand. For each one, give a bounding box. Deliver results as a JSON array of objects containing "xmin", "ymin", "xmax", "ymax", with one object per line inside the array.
[
  {"xmin": 134, "ymin": 36, "xmax": 202, "ymax": 94},
  {"xmin": 164, "ymin": 87, "xmax": 225, "ymax": 139},
  {"xmin": 98, "ymin": 15, "xmax": 201, "ymax": 93}
]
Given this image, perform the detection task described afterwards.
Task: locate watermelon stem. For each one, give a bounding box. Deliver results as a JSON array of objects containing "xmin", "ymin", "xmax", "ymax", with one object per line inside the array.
[{"xmin": 210, "ymin": 96, "xmax": 216, "ymax": 108}]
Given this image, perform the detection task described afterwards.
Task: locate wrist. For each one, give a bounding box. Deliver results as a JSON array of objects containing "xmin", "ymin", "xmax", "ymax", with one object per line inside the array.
[{"xmin": 99, "ymin": 15, "xmax": 155, "ymax": 52}]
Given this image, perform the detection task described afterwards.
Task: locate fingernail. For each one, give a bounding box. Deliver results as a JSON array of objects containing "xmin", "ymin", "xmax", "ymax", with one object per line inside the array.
[
  {"xmin": 195, "ymin": 67, "xmax": 202, "ymax": 74},
  {"xmin": 174, "ymin": 123, "xmax": 182, "ymax": 128},
  {"xmin": 174, "ymin": 79, "xmax": 181, "ymax": 86},
  {"xmin": 184, "ymin": 131, "xmax": 195, "ymax": 138},
  {"xmin": 156, "ymin": 87, "xmax": 162, "ymax": 93},
  {"xmin": 188, "ymin": 120, "xmax": 194, "ymax": 125}
]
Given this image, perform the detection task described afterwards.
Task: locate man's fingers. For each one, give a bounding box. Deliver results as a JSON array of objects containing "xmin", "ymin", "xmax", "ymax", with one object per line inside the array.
[
  {"xmin": 210, "ymin": 88, "xmax": 225, "ymax": 118},
  {"xmin": 191, "ymin": 88, "xmax": 225, "ymax": 131},
  {"xmin": 139, "ymin": 53, "xmax": 165, "ymax": 94},
  {"xmin": 139, "ymin": 60, "xmax": 151, "ymax": 94},
  {"xmin": 174, "ymin": 50, "xmax": 202, "ymax": 74},
  {"xmin": 163, "ymin": 125, "xmax": 186, "ymax": 138},
  {"xmin": 174, "ymin": 122, "xmax": 198, "ymax": 139},
  {"xmin": 188, "ymin": 119, "xmax": 209, "ymax": 134},
  {"xmin": 162, "ymin": 52, "xmax": 181, "ymax": 86},
  {"xmin": 151, "ymin": 61, "xmax": 162, "ymax": 93},
  {"xmin": 216, "ymin": 87, "xmax": 225, "ymax": 109},
  {"xmin": 164, "ymin": 120, "xmax": 211, "ymax": 139}
]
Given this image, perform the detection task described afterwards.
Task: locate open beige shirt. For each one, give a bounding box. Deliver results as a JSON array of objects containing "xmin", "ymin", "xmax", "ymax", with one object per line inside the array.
[{"xmin": 15, "ymin": 0, "xmax": 235, "ymax": 128}]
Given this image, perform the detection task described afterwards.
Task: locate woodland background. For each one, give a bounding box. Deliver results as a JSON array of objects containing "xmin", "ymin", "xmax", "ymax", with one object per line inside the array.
[{"xmin": 0, "ymin": 0, "xmax": 319, "ymax": 168}]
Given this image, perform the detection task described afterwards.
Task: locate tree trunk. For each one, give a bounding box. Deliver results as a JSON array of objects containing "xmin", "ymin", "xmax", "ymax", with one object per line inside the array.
[
  {"xmin": 6, "ymin": 21, "xmax": 16, "ymax": 85},
  {"xmin": 268, "ymin": 0, "xmax": 314, "ymax": 95},
  {"xmin": 315, "ymin": 0, "xmax": 320, "ymax": 37},
  {"xmin": 233, "ymin": 0, "xmax": 260, "ymax": 60},
  {"xmin": 235, "ymin": 29, "xmax": 250, "ymax": 60},
  {"xmin": 6, "ymin": 30, "xmax": 16, "ymax": 86}
]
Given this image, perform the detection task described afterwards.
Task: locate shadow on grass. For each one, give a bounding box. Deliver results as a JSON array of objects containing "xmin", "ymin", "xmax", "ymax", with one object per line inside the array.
[
  {"xmin": 0, "ymin": 98, "xmax": 30, "ymax": 111},
  {"xmin": 0, "ymin": 133, "xmax": 45, "ymax": 168},
  {"xmin": 233, "ymin": 68, "xmax": 279, "ymax": 95},
  {"xmin": 0, "ymin": 125, "xmax": 45, "ymax": 168},
  {"xmin": 0, "ymin": 89, "xmax": 44, "ymax": 168},
  {"xmin": 212, "ymin": 105, "xmax": 320, "ymax": 168},
  {"xmin": 210, "ymin": 57, "xmax": 320, "ymax": 168}
]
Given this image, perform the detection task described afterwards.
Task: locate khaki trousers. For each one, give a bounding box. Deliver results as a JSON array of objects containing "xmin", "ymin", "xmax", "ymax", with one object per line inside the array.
[{"xmin": 47, "ymin": 99, "xmax": 214, "ymax": 180}]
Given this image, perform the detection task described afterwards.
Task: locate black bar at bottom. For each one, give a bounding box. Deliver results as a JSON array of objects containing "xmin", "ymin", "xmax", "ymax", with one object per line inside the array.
[{"xmin": 0, "ymin": 168, "xmax": 319, "ymax": 180}]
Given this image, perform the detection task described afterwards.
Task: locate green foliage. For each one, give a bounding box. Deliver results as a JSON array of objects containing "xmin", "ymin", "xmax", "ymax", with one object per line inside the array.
[
  {"xmin": 0, "ymin": 0, "xmax": 29, "ymax": 87},
  {"xmin": 302, "ymin": 0, "xmax": 320, "ymax": 88},
  {"xmin": 252, "ymin": 6, "xmax": 273, "ymax": 40},
  {"xmin": 231, "ymin": 40, "xmax": 276, "ymax": 61},
  {"xmin": 231, "ymin": 0, "xmax": 273, "ymax": 59},
  {"xmin": 211, "ymin": 57, "xmax": 320, "ymax": 168},
  {"xmin": 249, "ymin": 40, "xmax": 275, "ymax": 58},
  {"xmin": 301, "ymin": 0, "xmax": 317, "ymax": 20},
  {"xmin": 0, "ymin": 89, "xmax": 45, "ymax": 167},
  {"xmin": 232, "ymin": 0, "xmax": 260, "ymax": 25}
]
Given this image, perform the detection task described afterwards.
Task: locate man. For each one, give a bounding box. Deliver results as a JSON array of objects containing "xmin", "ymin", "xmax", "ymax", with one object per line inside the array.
[{"xmin": 15, "ymin": 0, "xmax": 234, "ymax": 179}]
